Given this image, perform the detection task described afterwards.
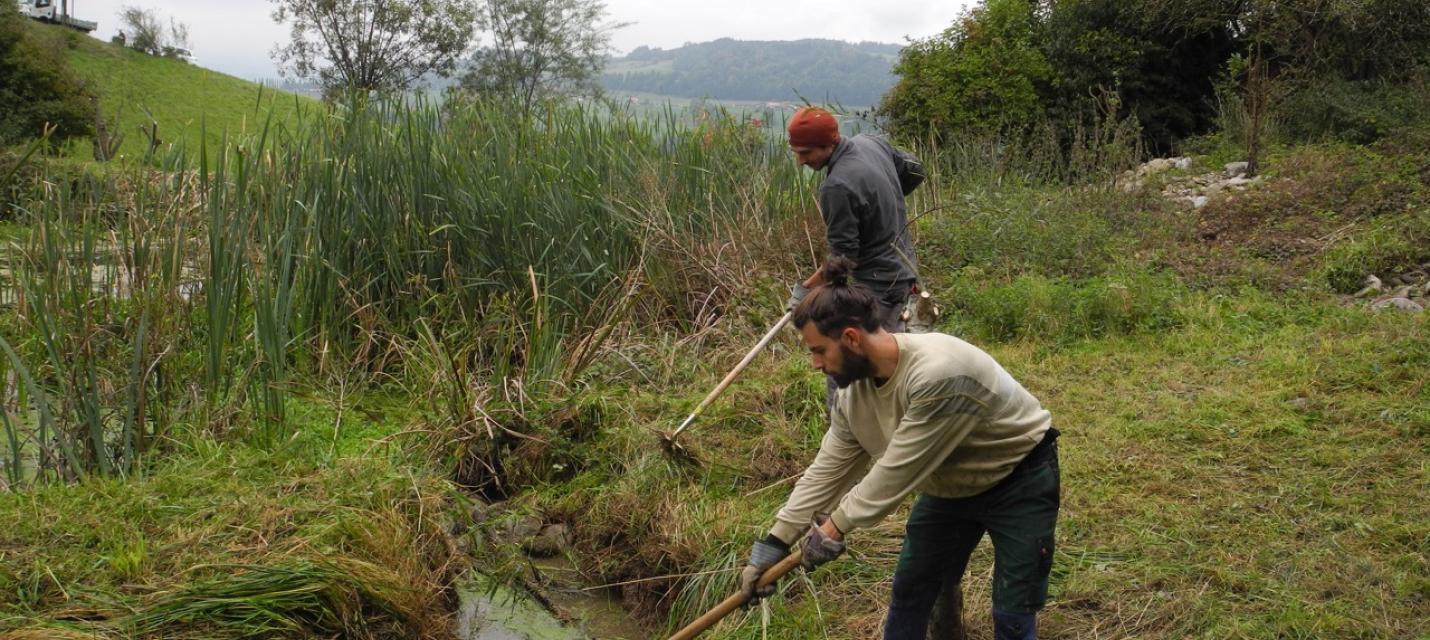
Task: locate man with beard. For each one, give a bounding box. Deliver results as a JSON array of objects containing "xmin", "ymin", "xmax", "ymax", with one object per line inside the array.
[{"xmin": 742, "ymin": 256, "xmax": 1062, "ymax": 640}]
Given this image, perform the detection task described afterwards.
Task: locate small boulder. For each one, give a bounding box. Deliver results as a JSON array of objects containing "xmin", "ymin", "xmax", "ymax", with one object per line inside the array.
[
  {"xmin": 1141, "ymin": 158, "xmax": 1176, "ymax": 175},
  {"xmin": 496, "ymin": 514, "xmax": 543, "ymax": 543},
  {"xmin": 1192, "ymin": 196, "xmax": 1209, "ymax": 209},
  {"xmin": 1370, "ymin": 297, "xmax": 1424, "ymax": 313},
  {"xmin": 1173, "ymin": 157, "xmax": 1193, "ymax": 170},
  {"xmin": 1354, "ymin": 275, "xmax": 1384, "ymax": 298},
  {"xmin": 523, "ymin": 524, "xmax": 572, "ymax": 558},
  {"xmin": 1224, "ymin": 161, "xmax": 1249, "ymax": 178}
]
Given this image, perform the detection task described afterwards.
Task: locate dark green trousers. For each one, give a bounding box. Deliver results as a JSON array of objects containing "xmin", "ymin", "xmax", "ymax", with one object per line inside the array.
[{"xmin": 883, "ymin": 437, "xmax": 1060, "ymax": 638}]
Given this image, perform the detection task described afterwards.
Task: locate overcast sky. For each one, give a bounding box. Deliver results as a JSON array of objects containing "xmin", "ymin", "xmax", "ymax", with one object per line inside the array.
[{"xmin": 64, "ymin": 0, "xmax": 974, "ymax": 81}]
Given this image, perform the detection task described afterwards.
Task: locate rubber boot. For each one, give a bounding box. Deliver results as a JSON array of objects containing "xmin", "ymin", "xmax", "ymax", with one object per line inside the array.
[{"xmin": 992, "ymin": 609, "xmax": 1036, "ymax": 640}]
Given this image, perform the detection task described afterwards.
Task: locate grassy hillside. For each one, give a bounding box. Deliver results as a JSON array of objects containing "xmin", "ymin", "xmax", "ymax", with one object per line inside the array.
[{"xmin": 25, "ymin": 21, "xmax": 315, "ymax": 163}]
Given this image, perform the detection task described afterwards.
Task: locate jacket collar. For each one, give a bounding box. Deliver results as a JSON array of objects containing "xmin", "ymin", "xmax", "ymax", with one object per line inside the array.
[{"xmin": 824, "ymin": 136, "xmax": 852, "ymax": 173}]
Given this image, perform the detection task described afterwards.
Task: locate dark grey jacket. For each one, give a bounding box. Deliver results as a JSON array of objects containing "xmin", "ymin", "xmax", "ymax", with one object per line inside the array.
[{"xmin": 820, "ymin": 134, "xmax": 924, "ymax": 289}]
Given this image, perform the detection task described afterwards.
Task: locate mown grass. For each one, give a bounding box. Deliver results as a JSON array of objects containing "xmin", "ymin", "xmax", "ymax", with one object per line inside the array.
[
  {"xmin": 482, "ymin": 135, "xmax": 1429, "ymax": 639},
  {"xmin": 499, "ymin": 287, "xmax": 1426, "ymax": 639}
]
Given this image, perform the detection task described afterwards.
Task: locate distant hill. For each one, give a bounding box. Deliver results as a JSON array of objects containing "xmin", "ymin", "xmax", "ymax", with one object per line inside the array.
[
  {"xmin": 602, "ymin": 39, "xmax": 901, "ymax": 108},
  {"xmin": 24, "ymin": 20, "xmax": 315, "ymax": 162}
]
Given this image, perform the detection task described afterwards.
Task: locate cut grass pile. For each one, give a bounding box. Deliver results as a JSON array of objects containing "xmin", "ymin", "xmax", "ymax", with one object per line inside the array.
[{"xmin": 0, "ymin": 394, "xmax": 460, "ymax": 639}]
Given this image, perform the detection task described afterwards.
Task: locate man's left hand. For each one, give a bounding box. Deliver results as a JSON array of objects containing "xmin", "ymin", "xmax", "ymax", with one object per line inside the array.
[{"xmin": 800, "ymin": 513, "xmax": 846, "ymax": 572}]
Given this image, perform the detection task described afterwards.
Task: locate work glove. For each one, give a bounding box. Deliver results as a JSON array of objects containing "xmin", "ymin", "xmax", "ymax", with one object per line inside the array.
[
  {"xmin": 784, "ymin": 282, "xmax": 811, "ymax": 313},
  {"xmin": 799, "ymin": 513, "xmax": 846, "ymax": 572},
  {"xmin": 740, "ymin": 537, "xmax": 789, "ymax": 602}
]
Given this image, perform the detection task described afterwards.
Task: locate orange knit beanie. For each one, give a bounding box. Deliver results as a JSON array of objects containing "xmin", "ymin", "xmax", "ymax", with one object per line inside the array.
[{"xmin": 787, "ymin": 107, "xmax": 840, "ymax": 147}]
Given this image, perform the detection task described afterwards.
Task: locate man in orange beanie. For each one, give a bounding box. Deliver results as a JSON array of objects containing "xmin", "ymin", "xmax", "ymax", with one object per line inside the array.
[{"xmin": 784, "ymin": 107, "xmax": 925, "ymax": 333}]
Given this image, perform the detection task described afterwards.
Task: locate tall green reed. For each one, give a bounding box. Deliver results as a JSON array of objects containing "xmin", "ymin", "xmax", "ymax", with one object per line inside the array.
[
  {"xmin": 1, "ymin": 147, "xmax": 198, "ymax": 485},
  {"xmin": 3, "ymin": 94, "xmax": 817, "ymax": 484}
]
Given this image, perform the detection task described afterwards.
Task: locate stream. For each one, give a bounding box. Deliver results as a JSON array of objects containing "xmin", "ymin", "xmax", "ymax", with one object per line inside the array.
[{"xmin": 457, "ymin": 555, "xmax": 650, "ymax": 640}]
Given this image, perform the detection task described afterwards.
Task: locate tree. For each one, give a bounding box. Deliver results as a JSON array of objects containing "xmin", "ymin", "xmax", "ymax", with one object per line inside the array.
[
  {"xmin": 118, "ymin": 6, "xmax": 192, "ymax": 60},
  {"xmin": 879, "ymin": 0, "xmax": 1053, "ymax": 139},
  {"xmin": 270, "ymin": 0, "xmax": 478, "ymax": 97},
  {"xmin": 460, "ymin": 0, "xmax": 622, "ymax": 115},
  {"xmin": 0, "ymin": 3, "xmax": 93, "ymax": 147},
  {"xmin": 1038, "ymin": 0, "xmax": 1236, "ymax": 154},
  {"xmin": 1143, "ymin": 0, "xmax": 1430, "ymax": 147},
  {"xmin": 118, "ymin": 6, "xmax": 163, "ymax": 54}
]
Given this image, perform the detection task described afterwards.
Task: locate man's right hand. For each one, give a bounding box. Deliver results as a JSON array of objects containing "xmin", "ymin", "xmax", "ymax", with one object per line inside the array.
[
  {"xmin": 740, "ymin": 537, "xmax": 790, "ymax": 602},
  {"xmin": 785, "ymin": 282, "xmax": 811, "ymax": 313}
]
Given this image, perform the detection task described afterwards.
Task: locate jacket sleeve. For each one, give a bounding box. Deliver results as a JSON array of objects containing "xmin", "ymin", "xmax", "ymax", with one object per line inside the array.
[
  {"xmin": 819, "ymin": 181, "xmax": 863, "ymax": 262},
  {"xmin": 893, "ymin": 147, "xmax": 925, "ymax": 196},
  {"xmin": 827, "ymin": 379, "xmax": 984, "ymax": 535},
  {"xmin": 769, "ymin": 402, "xmax": 870, "ymax": 544}
]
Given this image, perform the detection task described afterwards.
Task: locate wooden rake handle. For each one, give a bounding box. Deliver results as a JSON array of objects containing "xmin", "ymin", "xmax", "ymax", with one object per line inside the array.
[
  {"xmin": 667, "ymin": 549, "xmax": 804, "ymax": 640},
  {"xmin": 668, "ymin": 311, "xmax": 794, "ymax": 441}
]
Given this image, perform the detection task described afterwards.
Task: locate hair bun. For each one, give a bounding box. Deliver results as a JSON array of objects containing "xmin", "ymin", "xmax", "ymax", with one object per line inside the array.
[{"xmin": 822, "ymin": 255, "xmax": 857, "ymax": 287}]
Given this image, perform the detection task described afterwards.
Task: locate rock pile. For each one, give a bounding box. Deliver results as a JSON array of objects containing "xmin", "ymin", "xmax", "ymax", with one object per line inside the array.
[
  {"xmin": 1119, "ymin": 157, "xmax": 1264, "ymax": 209},
  {"xmin": 1353, "ymin": 268, "xmax": 1429, "ymax": 313},
  {"xmin": 1121, "ymin": 156, "xmax": 1426, "ymax": 314}
]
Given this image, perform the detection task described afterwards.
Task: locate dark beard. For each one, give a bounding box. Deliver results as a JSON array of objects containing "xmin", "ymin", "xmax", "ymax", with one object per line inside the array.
[{"xmin": 829, "ymin": 345, "xmax": 874, "ymax": 388}]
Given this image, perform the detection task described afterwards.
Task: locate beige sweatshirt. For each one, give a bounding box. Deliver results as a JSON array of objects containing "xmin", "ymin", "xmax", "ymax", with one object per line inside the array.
[{"xmin": 769, "ymin": 332, "xmax": 1052, "ymax": 544}]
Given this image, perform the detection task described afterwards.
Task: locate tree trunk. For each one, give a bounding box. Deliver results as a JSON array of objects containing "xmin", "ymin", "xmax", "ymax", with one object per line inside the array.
[{"xmin": 1246, "ymin": 41, "xmax": 1264, "ymax": 178}]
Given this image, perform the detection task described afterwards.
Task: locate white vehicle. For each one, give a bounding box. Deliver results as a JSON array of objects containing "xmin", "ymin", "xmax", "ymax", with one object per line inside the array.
[{"xmin": 16, "ymin": 0, "xmax": 98, "ymax": 33}]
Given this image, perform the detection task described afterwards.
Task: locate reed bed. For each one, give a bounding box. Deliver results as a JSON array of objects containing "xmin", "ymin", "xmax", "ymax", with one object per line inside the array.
[{"xmin": 0, "ymin": 96, "xmax": 815, "ymax": 487}]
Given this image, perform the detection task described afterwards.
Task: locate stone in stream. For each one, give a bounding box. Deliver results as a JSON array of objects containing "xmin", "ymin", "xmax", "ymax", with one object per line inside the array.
[
  {"xmin": 497, "ymin": 514, "xmax": 544, "ymax": 543},
  {"xmin": 524, "ymin": 524, "xmax": 572, "ymax": 559}
]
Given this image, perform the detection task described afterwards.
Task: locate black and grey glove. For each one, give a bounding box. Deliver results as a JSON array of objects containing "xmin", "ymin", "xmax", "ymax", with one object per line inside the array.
[
  {"xmin": 799, "ymin": 513, "xmax": 846, "ymax": 572},
  {"xmin": 785, "ymin": 282, "xmax": 811, "ymax": 313},
  {"xmin": 740, "ymin": 536, "xmax": 790, "ymax": 601}
]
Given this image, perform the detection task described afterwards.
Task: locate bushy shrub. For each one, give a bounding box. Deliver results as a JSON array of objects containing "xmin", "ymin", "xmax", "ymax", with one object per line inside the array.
[
  {"xmin": 880, "ymin": 0, "xmax": 1052, "ymax": 138},
  {"xmin": 1277, "ymin": 72, "xmax": 1430, "ymax": 144},
  {"xmin": 883, "ymin": 0, "xmax": 1430, "ymax": 155},
  {"xmin": 0, "ymin": 6, "xmax": 93, "ymax": 147}
]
